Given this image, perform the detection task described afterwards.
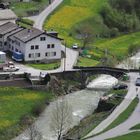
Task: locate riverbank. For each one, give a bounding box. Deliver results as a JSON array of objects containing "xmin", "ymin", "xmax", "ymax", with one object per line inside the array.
[
  {"xmin": 13, "ymin": 74, "xmax": 118, "ymax": 140},
  {"xmin": 64, "ymin": 89, "xmax": 127, "ymax": 140}
]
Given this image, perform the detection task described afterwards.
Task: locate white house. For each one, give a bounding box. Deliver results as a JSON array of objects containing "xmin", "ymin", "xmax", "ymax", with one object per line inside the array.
[{"xmin": 7, "ymin": 27, "xmax": 63, "ymax": 62}]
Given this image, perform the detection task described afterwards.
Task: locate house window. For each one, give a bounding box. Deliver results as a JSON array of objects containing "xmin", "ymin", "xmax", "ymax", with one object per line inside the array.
[
  {"xmin": 35, "ymin": 53, "xmax": 40, "ymax": 57},
  {"xmin": 40, "ymin": 37, "xmax": 46, "ymax": 41},
  {"xmin": 47, "ymin": 44, "xmax": 51, "ymax": 48},
  {"xmin": 51, "ymin": 44, "xmax": 55, "ymax": 48},
  {"xmin": 29, "ymin": 54, "xmax": 31, "ymax": 58},
  {"xmin": 38, "ymin": 53, "xmax": 40, "ymax": 57},
  {"xmin": 12, "ymin": 46, "xmax": 14, "ymax": 50},
  {"xmin": 45, "ymin": 52, "xmax": 50, "ymax": 57},
  {"xmin": 17, "ymin": 42, "xmax": 20, "ymax": 46},
  {"xmin": 15, "ymin": 48, "xmax": 18, "ymax": 52},
  {"xmin": 4, "ymin": 42, "xmax": 7, "ymax": 46},
  {"xmin": 35, "ymin": 45, "xmax": 39, "ymax": 49},
  {"xmin": 31, "ymin": 45, "xmax": 34, "ymax": 50},
  {"xmin": 0, "ymin": 41, "xmax": 2, "ymax": 46},
  {"xmin": 29, "ymin": 53, "xmax": 34, "ymax": 58},
  {"xmin": 52, "ymin": 52, "xmax": 56, "ymax": 56}
]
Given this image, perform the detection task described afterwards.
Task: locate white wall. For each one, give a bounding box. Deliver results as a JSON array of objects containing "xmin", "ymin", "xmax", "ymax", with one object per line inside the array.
[
  {"xmin": 24, "ymin": 34, "xmax": 61, "ymax": 61},
  {"xmin": 8, "ymin": 36, "xmax": 26, "ymax": 55}
]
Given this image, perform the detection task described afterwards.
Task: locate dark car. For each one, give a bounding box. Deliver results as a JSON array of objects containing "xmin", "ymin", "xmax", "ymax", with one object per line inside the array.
[
  {"xmin": 135, "ymin": 78, "xmax": 140, "ymax": 86},
  {"xmin": 113, "ymin": 84, "xmax": 128, "ymax": 90}
]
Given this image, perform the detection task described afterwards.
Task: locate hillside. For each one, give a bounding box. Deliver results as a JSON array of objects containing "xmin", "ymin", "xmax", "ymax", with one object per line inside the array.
[
  {"xmin": 44, "ymin": 0, "xmax": 108, "ymax": 46},
  {"xmin": 44, "ymin": 0, "xmax": 140, "ymax": 66}
]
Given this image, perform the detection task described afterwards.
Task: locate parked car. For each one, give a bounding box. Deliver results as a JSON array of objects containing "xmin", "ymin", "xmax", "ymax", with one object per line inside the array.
[
  {"xmin": 72, "ymin": 43, "xmax": 78, "ymax": 49},
  {"xmin": 135, "ymin": 78, "xmax": 140, "ymax": 86},
  {"xmin": 3, "ymin": 65, "xmax": 19, "ymax": 72},
  {"xmin": 113, "ymin": 84, "xmax": 128, "ymax": 90}
]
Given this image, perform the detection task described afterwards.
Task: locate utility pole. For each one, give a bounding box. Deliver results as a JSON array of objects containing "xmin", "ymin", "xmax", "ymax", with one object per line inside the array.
[
  {"xmin": 63, "ymin": 42, "xmax": 66, "ymax": 72},
  {"xmin": 49, "ymin": 0, "xmax": 52, "ymax": 5}
]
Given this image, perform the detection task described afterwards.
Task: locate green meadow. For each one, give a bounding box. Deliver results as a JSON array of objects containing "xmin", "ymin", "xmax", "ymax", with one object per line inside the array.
[
  {"xmin": 0, "ymin": 87, "xmax": 53, "ymax": 140},
  {"xmin": 44, "ymin": 0, "xmax": 140, "ymax": 66}
]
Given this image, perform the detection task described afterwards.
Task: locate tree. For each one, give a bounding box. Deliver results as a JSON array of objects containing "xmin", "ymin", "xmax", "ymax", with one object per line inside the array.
[
  {"xmin": 50, "ymin": 99, "xmax": 72, "ymax": 140},
  {"xmin": 76, "ymin": 24, "xmax": 94, "ymax": 49},
  {"xmin": 25, "ymin": 123, "xmax": 42, "ymax": 140}
]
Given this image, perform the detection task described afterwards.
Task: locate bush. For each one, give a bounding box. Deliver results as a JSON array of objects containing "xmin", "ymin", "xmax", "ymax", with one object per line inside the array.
[
  {"xmin": 128, "ymin": 44, "xmax": 140, "ymax": 55},
  {"xmin": 110, "ymin": 27, "xmax": 120, "ymax": 37},
  {"xmin": 17, "ymin": 18, "xmax": 34, "ymax": 26},
  {"xmin": 32, "ymin": 102, "xmax": 46, "ymax": 116},
  {"xmin": 100, "ymin": 1, "xmax": 140, "ymax": 34},
  {"xmin": 19, "ymin": 114, "xmax": 33, "ymax": 126}
]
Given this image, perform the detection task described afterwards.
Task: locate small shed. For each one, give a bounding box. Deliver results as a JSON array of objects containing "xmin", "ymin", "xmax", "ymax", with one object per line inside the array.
[{"xmin": 0, "ymin": 51, "xmax": 6, "ymax": 63}]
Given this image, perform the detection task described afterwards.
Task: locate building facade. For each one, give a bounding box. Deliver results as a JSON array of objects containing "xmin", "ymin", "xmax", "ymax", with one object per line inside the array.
[{"xmin": 7, "ymin": 26, "xmax": 63, "ymax": 62}]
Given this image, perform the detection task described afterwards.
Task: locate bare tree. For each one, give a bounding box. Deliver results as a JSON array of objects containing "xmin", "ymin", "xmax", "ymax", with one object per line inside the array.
[
  {"xmin": 26, "ymin": 123, "xmax": 42, "ymax": 140},
  {"xmin": 50, "ymin": 99, "xmax": 72, "ymax": 140}
]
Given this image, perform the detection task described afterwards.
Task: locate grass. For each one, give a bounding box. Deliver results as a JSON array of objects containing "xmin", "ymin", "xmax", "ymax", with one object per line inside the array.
[
  {"xmin": 104, "ymin": 97, "xmax": 139, "ymax": 131},
  {"xmin": 44, "ymin": 0, "xmax": 140, "ymax": 67},
  {"xmin": 16, "ymin": 18, "xmax": 34, "ymax": 28},
  {"xmin": 83, "ymin": 96, "xmax": 138, "ymax": 140},
  {"xmin": 77, "ymin": 31, "xmax": 140, "ymax": 67},
  {"xmin": 108, "ymin": 132, "xmax": 140, "ymax": 140},
  {"xmin": 0, "ymin": 87, "xmax": 54, "ymax": 140},
  {"xmin": 95, "ymin": 32, "xmax": 140, "ymax": 61},
  {"xmin": 27, "ymin": 61, "xmax": 60, "ymax": 70},
  {"xmin": 10, "ymin": 0, "xmax": 49, "ymax": 17},
  {"xmin": 44, "ymin": 0, "xmax": 108, "ymax": 47},
  {"xmin": 77, "ymin": 57, "xmax": 99, "ymax": 67},
  {"xmin": 67, "ymin": 89, "xmax": 127, "ymax": 139},
  {"xmin": 16, "ymin": 22, "xmax": 32, "ymax": 29},
  {"xmin": 130, "ymin": 124, "xmax": 140, "ymax": 130},
  {"xmin": 66, "ymin": 112, "xmax": 110, "ymax": 140}
]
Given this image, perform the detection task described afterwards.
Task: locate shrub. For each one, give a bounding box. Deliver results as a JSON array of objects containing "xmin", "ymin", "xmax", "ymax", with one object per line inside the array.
[
  {"xmin": 32, "ymin": 102, "xmax": 46, "ymax": 116},
  {"xmin": 17, "ymin": 18, "xmax": 34, "ymax": 26},
  {"xmin": 128, "ymin": 43, "xmax": 140, "ymax": 55},
  {"xmin": 110, "ymin": 27, "xmax": 120, "ymax": 37},
  {"xmin": 19, "ymin": 114, "xmax": 33, "ymax": 126}
]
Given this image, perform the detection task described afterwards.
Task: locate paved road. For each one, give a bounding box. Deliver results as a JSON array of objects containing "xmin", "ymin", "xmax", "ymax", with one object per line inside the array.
[
  {"xmin": 2, "ymin": 46, "xmax": 78, "ymax": 77},
  {"xmin": 85, "ymin": 72, "xmax": 140, "ymax": 140},
  {"xmin": 33, "ymin": 0, "xmax": 63, "ymax": 30}
]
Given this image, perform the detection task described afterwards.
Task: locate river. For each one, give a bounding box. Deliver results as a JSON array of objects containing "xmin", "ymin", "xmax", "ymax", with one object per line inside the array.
[{"xmin": 14, "ymin": 75, "xmax": 118, "ymax": 140}]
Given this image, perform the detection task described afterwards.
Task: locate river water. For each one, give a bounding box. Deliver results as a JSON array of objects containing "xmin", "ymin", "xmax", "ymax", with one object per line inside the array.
[
  {"xmin": 37, "ymin": 52, "xmax": 140, "ymax": 140},
  {"xmin": 14, "ymin": 75, "xmax": 118, "ymax": 140}
]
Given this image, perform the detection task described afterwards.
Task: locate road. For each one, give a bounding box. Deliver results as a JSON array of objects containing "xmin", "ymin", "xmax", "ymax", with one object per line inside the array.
[
  {"xmin": 33, "ymin": 0, "xmax": 63, "ymax": 30},
  {"xmin": 2, "ymin": 46, "xmax": 78, "ymax": 77},
  {"xmin": 85, "ymin": 72, "xmax": 140, "ymax": 140}
]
